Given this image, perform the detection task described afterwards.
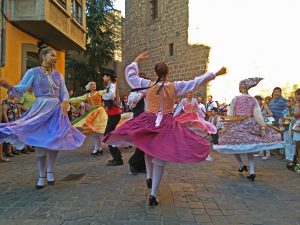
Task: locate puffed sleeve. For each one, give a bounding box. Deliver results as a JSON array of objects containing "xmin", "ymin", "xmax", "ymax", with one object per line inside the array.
[
  {"xmin": 227, "ymin": 97, "xmax": 237, "ymax": 116},
  {"xmin": 59, "ymin": 75, "xmax": 69, "ymax": 102},
  {"xmin": 253, "ymin": 99, "xmax": 266, "ymax": 126},
  {"xmin": 69, "ymin": 94, "xmax": 88, "ymax": 105},
  {"xmin": 125, "ymin": 62, "xmax": 151, "ymax": 89},
  {"xmin": 9, "ymin": 69, "xmax": 35, "ymax": 98},
  {"xmin": 174, "ymin": 72, "xmax": 216, "ymax": 96}
]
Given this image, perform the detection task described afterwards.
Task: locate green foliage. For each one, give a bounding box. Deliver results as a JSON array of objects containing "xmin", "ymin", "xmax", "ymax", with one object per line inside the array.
[
  {"xmin": 66, "ymin": 0, "xmax": 120, "ymax": 93},
  {"xmin": 86, "ymin": 0, "xmax": 120, "ymax": 68}
]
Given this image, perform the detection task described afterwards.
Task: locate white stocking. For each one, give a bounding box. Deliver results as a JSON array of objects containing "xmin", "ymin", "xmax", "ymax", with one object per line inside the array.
[
  {"xmin": 144, "ymin": 154, "xmax": 153, "ymax": 180},
  {"xmin": 247, "ymin": 153, "xmax": 255, "ymax": 174},
  {"xmin": 92, "ymin": 134, "xmax": 101, "ymax": 152},
  {"xmin": 47, "ymin": 150, "xmax": 59, "ymax": 181},
  {"xmin": 151, "ymin": 161, "xmax": 165, "ymax": 198},
  {"xmin": 234, "ymin": 154, "xmax": 244, "ymax": 168}
]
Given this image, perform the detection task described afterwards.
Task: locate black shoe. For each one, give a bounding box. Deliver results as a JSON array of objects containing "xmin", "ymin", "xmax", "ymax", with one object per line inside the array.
[
  {"xmin": 29, "ymin": 147, "xmax": 35, "ymax": 152},
  {"xmin": 146, "ymin": 178, "xmax": 152, "ymax": 189},
  {"xmin": 149, "ymin": 195, "xmax": 159, "ymax": 206},
  {"xmin": 36, "ymin": 177, "xmax": 46, "ymax": 190},
  {"xmin": 46, "ymin": 172, "xmax": 55, "ymax": 186},
  {"xmin": 107, "ymin": 159, "xmax": 114, "ymax": 163},
  {"xmin": 247, "ymin": 174, "xmax": 256, "ymax": 181},
  {"xmin": 238, "ymin": 165, "xmax": 248, "ymax": 172},
  {"xmin": 12, "ymin": 151, "xmax": 20, "ymax": 155},
  {"xmin": 106, "ymin": 160, "xmax": 123, "ymax": 166},
  {"xmin": 92, "ymin": 150, "xmax": 100, "ymax": 156}
]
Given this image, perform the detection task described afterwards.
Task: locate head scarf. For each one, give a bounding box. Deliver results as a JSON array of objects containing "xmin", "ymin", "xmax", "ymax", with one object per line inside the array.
[
  {"xmin": 85, "ymin": 82, "xmax": 92, "ymax": 91},
  {"xmin": 239, "ymin": 77, "xmax": 263, "ymax": 90}
]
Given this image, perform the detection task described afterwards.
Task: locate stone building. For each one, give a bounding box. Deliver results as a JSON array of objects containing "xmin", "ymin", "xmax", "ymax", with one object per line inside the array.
[{"xmin": 120, "ymin": 0, "xmax": 210, "ymax": 98}]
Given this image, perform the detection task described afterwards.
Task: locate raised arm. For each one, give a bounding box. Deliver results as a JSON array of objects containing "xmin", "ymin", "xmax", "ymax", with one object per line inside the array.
[
  {"xmin": 125, "ymin": 62, "xmax": 151, "ymax": 89},
  {"xmin": 0, "ymin": 69, "xmax": 35, "ymax": 98},
  {"xmin": 175, "ymin": 67, "xmax": 226, "ymax": 96}
]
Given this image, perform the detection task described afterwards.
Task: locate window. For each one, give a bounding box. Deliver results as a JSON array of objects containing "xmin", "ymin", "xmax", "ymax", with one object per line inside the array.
[
  {"xmin": 26, "ymin": 52, "xmax": 39, "ymax": 70},
  {"xmin": 169, "ymin": 43, "xmax": 174, "ymax": 56},
  {"xmin": 150, "ymin": 0, "xmax": 158, "ymax": 20},
  {"xmin": 57, "ymin": 0, "xmax": 66, "ymax": 9},
  {"xmin": 71, "ymin": 0, "xmax": 83, "ymax": 25}
]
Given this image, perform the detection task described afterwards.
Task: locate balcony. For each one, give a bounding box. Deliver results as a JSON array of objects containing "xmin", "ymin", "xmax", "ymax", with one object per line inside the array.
[{"xmin": 7, "ymin": 0, "xmax": 86, "ymax": 51}]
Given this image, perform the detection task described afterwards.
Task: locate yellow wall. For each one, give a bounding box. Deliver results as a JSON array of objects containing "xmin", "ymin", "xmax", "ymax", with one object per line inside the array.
[{"xmin": 0, "ymin": 22, "xmax": 65, "ymax": 101}]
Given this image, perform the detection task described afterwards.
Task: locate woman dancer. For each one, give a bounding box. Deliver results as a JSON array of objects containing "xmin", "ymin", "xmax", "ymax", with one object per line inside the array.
[
  {"xmin": 103, "ymin": 52, "xmax": 226, "ymax": 205},
  {"xmin": 69, "ymin": 81, "xmax": 107, "ymax": 155},
  {"xmin": 214, "ymin": 77, "xmax": 284, "ymax": 181},
  {"xmin": 0, "ymin": 46, "xmax": 85, "ymax": 189},
  {"xmin": 174, "ymin": 91, "xmax": 217, "ymax": 137}
]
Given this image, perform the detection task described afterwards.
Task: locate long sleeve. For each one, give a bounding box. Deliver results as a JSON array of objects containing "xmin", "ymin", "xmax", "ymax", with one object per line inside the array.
[
  {"xmin": 253, "ymin": 99, "xmax": 266, "ymax": 126},
  {"xmin": 196, "ymin": 101, "xmax": 206, "ymax": 118},
  {"xmin": 227, "ymin": 97, "xmax": 237, "ymax": 116},
  {"xmin": 69, "ymin": 94, "xmax": 88, "ymax": 105},
  {"xmin": 59, "ymin": 75, "xmax": 69, "ymax": 102},
  {"xmin": 173, "ymin": 99, "xmax": 184, "ymax": 116},
  {"xmin": 102, "ymin": 83, "xmax": 116, "ymax": 100},
  {"xmin": 125, "ymin": 62, "xmax": 151, "ymax": 89},
  {"xmin": 9, "ymin": 69, "xmax": 35, "ymax": 98},
  {"xmin": 174, "ymin": 72, "xmax": 216, "ymax": 96}
]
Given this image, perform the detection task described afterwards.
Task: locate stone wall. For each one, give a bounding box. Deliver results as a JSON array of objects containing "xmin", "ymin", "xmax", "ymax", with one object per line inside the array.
[{"xmin": 121, "ymin": 0, "xmax": 210, "ymax": 98}]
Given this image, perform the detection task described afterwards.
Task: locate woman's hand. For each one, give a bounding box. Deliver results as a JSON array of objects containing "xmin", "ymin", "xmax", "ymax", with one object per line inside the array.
[
  {"xmin": 261, "ymin": 128, "xmax": 266, "ymax": 137},
  {"xmin": 61, "ymin": 100, "xmax": 69, "ymax": 115},
  {"xmin": 215, "ymin": 67, "xmax": 227, "ymax": 76},
  {"xmin": 134, "ymin": 51, "xmax": 149, "ymax": 64},
  {"xmin": 0, "ymin": 79, "xmax": 12, "ymax": 89}
]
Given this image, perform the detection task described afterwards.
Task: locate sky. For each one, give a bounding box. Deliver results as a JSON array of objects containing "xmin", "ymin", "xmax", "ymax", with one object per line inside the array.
[{"xmin": 114, "ymin": 0, "xmax": 300, "ymax": 103}]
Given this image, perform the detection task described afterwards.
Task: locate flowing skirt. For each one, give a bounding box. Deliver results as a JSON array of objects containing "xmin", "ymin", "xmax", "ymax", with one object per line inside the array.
[
  {"xmin": 0, "ymin": 97, "xmax": 85, "ymax": 150},
  {"xmin": 72, "ymin": 106, "xmax": 108, "ymax": 134},
  {"xmin": 174, "ymin": 112, "xmax": 217, "ymax": 137},
  {"xmin": 213, "ymin": 117, "xmax": 284, "ymax": 154},
  {"xmin": 103, "ymin": 112, "xmax": 210, "ymax": 163}
]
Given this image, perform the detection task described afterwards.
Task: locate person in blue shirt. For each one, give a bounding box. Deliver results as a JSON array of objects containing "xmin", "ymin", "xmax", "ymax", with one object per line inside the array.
[{"xmin": 269, "ymin": 87, "xmax": 288, "ymax": 127}]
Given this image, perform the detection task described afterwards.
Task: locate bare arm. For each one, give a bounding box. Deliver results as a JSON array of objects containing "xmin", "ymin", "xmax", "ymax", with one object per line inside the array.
[{"xmin": 2, "ymin": 104, "xmax": 9, "ymax": 122}]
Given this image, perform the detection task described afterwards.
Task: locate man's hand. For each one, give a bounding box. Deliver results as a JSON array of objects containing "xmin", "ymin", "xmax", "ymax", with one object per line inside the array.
[
  {"xmin": 134, "ymin": 51, "xmax": 149, "ymax": 64},
  {"xmin": 61, "ymin": 100, "xmax": 69, "ymax": 115},
  {"xmin": 215, "ymin": 67, "xmax": 227, "ymax": 76}
]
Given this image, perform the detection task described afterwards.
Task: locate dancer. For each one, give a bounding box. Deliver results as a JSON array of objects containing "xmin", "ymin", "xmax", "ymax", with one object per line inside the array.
[
  {"xmin": 214, "ymin": 77, "xmax": 284, "ymax": 181},
  {"xmin": 102, "ymin": 71, "xmax": 123, "ymax": 166},
  {"xmin": 69, "ymin": 81, "xmax": 107, "ymax": 155},
  {"xmin": 103, "ymin": 51, "xmax": 226, "ymax": 205},
  {"xmin": 0, "ymin": 46, "xmax": 85, "ymax": 189},
  {"xmin": 174, "ymin": 91, "xmax": 217, "ymax": 137}
]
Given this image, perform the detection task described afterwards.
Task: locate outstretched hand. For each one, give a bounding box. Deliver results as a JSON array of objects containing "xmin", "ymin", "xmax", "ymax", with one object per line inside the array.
[
  {"xmin": 0, "ymin": 79, "xmax": 11, "ymax": 89},
  {"xmin": 215, "ymin": 67, "xmax": 227, "ymax": 76},
  {"xmin": 61, "ymin": 100, "xmax": 69, "ymax": 116},
  {"xmin": 134, "ymin": 51, "xmax": 149, "ymax": 64}
]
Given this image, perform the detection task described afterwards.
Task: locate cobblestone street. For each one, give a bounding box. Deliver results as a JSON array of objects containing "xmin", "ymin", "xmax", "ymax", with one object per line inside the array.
[{"xmin": 0, "ymin": 136, "xmax": 300, "ymax": 225}]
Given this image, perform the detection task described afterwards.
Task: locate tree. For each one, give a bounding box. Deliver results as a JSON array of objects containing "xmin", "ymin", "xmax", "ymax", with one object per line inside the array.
[
  {"xmin": 66, "ymin": 0, "xmax": 120, "ymax": 93},
  {"xmin": 86, "ymin": 0, "xmax": 120, "ymax": 70}
]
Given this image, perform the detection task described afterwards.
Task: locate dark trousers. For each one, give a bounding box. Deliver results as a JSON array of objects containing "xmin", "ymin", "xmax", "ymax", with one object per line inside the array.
[
  {"xmin": 104, "ymin": 114, "xmax": 122, "ymax": 162},
  {"xmin": 211, "ymin": 130, "xmax": 219, "ymax": 144},
  {"xmin": 128, "ymin": 148, "xmax": 146, "ymax": 172}
]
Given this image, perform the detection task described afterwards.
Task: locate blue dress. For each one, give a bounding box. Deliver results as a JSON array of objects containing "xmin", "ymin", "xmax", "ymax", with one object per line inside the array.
[{"xmin": 0, "ymin": 67, "xmax": 85, "ymax": 150}]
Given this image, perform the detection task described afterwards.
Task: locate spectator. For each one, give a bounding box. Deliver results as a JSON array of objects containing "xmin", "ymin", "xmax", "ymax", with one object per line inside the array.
[
  {"xmin": 197, "ymin": 96, "xmax": 206, "ymax": 114},
  {"xmin": 269, "ymin": 87, "xmax": 288, "ymax": 127},
  {"xmin": 208, "ymin": 107, "xmax": 223, "ymax": 144},
  {"xmin": 206, "ymin": 95, "xmax": 218, "ymax": 115},
  {"xmin": 121, "ymin": 95, "xmax": 131, "ymax": 113}
]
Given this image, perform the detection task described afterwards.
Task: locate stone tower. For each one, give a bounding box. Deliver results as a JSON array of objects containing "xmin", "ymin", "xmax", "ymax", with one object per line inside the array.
[{"xmin": 120, "ymin": 0, "xmax": 210, "ymax": 98}]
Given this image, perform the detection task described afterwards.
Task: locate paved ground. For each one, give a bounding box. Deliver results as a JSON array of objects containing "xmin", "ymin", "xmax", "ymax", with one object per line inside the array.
[{"xmin": 0, "ymin": 135, "xmax": 300, "ymax": 225}]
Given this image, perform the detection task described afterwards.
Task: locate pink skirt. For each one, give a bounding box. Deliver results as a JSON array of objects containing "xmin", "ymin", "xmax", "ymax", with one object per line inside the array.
[
  {"xmin": 174, "ymin": 112, "xmax": 217, "ymax": 137},
  {"xmin": 102, "ymin": 112, "xmax": 210, "ymax": 163}
]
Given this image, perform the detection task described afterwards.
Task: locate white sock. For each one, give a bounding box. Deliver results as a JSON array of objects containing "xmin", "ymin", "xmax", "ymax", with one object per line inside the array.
[
  {"xmin": 234, "ymin": 154, "xmax": 244, "ymax": 168},
  {"xmin": 47, "ymin": 151, "xmax": 58, "ymax": 181},
  {"xmin": 37, "ymin": 156, "xmax": 46, "ymax": 186},
  {"xmin": 205, "ymin": 154, "xmax": 213, "ymax": 161},
  {"xmin": 151, "ymin": 163, "xmax": 165, "ymax": 197},
  {"xmin": 247, "ymin": 153, "xmax": 255, "ymax": 174},
  {"xmin": 144, "ymin": 154, "xmax": 153, "ymax": 180},
  {"xmin": 92, "ymin": 135, "xmax": 100, "ymax": 151}
]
